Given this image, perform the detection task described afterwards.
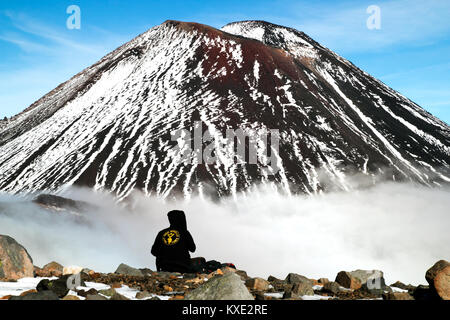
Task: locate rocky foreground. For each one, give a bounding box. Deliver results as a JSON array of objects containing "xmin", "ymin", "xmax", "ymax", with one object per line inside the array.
[{"xmin": 0, "ymin": 234, "xmax": 448, "ymax": 301}]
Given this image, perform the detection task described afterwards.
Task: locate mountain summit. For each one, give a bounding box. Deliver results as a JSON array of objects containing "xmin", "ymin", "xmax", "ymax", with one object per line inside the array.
[{"xmin": 0, "ymin": 20, "xmax": 449, "ymax": 199}]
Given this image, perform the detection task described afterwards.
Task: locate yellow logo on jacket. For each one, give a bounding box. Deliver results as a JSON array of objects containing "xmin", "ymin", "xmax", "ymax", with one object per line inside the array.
[{"xmin": 163, "ymin": 230, "xmax": 180, "ymax": 246}]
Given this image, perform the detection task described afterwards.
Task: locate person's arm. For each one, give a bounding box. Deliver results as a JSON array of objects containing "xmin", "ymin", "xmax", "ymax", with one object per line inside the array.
[{"xmin": 186, "ymin": 231, "xmax": 196, "ymax": 253}]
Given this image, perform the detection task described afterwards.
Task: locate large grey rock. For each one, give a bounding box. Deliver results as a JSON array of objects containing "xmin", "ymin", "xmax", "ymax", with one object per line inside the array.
[
  {"xmin": 285, "ymin": 273, "xmax": 313, "ymax": 286},
  {"xmin": 322, "ymin": 281, "xmax": 342, "ymax": 295},
  {"xmin": 291, "ymin": 282, "xmax": 315, "ymax": 296},
  {"xmin": 0, "ymin": 235, "xmax": 34, "ymax": 280},
  {"xmin": 349, "ymin": 270, "xmax": 386, "ymax": 288},
  {"xmin": 185, "ymin": 273, "xmax": 254, "ymax": 300},
  {"xmin": 115, "ymin": 263, "xmax": 143, "ymax": 277}
]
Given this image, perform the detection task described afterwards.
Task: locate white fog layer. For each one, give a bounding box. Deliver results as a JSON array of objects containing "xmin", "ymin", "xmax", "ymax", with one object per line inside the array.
[{"xmin": 0, "ymin": 182, "xmax": 448, "ymax": 286}]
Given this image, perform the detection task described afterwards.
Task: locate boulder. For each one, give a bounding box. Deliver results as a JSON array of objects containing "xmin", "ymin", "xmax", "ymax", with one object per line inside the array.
[
  {"xmin": 245, "ymin": 278, "xmax": 270, "ymax": 291},
  {"xmin": 359, "ymin": 282, "xmax": 391, "ymax": 297},
  {"xmin": 413, "ymin": 285, "xmax": 440, "ymax": 301},
  {"xmin": 335, "ymin": 269, "xmax": 387, "ymax": 294},
  {"xmin": 268, "ymin": 275, "xmax": 283, "ymax": 282},
  {"xmin": 110, "ymin": 292, "xmax": 129, "ymax": 300},
  {"xmin": 235, "ymin": 270, "xmax": 249, "ymax": 281},
  {"xmin": 291, "ymin": 282, "xmax": 314, "ymax": 296},
  {"xmin": 0, "ymin": 235, "xmax": 34, "ymax": 280},
  {"xmin": 285, "ymin": 273, "xmax": 313, "ymax": 286},
  {"xmin": 390, "ymin": 281, "xmax": 416, "ymax": 292},
  {"xmin": 318, "ymin": 278, "xmax": 330, "ymax": 285},
  {"xmin": 267, "ymin": 275, "xmax": 286, "ymax": 291},
  {"xmin": 81, "ymin": 268, "xmax": 93, "ymax": 275},
  {"xmin": 115, "ymin": 263, "xmax": 144, "ymax": 277},
  {"xmin": 349, "ymin": 270, "xmax": 386, "ymax": 289},
  {"xmin": 37, "ymin": 275, "xmax": 77, "ymax": 298},
  {"xmin": 9, "ymin": 290, "xmax": 59, "ymax": 300},
  {"xmin": 185, "ymin": 273, "xmax": 254, "ymax": 300},
  {"xmin": 139, "ymin": 268, "xmax": 153, "ymax": 276},
  {"xmin": 41, "ymin": 261, "xmax": 64, "ymax": 277},
  {"xmin": 382, "ymin": 292, "xmax": 414, "ymax": 300},
  {"xmin": 335, "ymin": 271, "xmax": 362, "ymax": 290},
  {"xmin": 136, "ymin": 291, "xmax": 153, "ymax": 299},
  {"xmin": 322, "ymin": 281, "xmax": 341, "ymax": 295},
  {"xmin": 282, "ymin": 289, "xmax": 303, "ymax": 300},
  {"xmin": 77, "ymin": 288, "xmax": 99, "ymax": 298},
  {"xmin": 425, "ymin": 260, "xmax": 450, "ymax": 300}
]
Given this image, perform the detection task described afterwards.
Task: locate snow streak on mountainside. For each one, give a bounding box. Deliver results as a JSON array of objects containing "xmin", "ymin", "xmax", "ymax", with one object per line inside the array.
[{"xmin": 0, "ymin": 20, "xmax": 449, "ymax": 200}]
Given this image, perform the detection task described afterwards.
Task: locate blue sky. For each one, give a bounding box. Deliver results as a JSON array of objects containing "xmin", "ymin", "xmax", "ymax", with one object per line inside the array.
[{"xmin": 0, "ymin": 0, "xmax": 449, "ymax": 124}]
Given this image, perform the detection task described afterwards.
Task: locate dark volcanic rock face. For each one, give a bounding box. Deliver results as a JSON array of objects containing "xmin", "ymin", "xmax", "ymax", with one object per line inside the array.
[
  {"xmin": 33, "ymin": 194, "xmax": 94, "ymax": 213},
  {"xmin": 0, "ymin": 20, "xmax": 449, "ymax": 200}
]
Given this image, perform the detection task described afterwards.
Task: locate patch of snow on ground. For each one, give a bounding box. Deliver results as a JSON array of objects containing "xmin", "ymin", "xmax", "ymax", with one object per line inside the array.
[
  {"xmin": 0, "ymin": 277, "xmax": 56, "ymax": 298},
  {"xmin": 264, "ymin": 292, "xmax": 283, "ymax": 299}
]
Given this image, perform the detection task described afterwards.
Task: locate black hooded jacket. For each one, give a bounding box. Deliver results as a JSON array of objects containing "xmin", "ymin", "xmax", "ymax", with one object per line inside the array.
[{"xmin": 151, "ymin": 210, "xmax": 196, "ymax": 272}]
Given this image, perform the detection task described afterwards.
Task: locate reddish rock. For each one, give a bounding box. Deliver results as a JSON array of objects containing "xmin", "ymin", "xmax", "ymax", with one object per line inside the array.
[
  {"xmin": 41, "ymin": 261, "xmax": 64, "ymax": 277},
  {"xmin": 383, "ymin": 292, "xmax": 414, "ymax": 300},
  {"xmin": 0, "ymin": 235, "xmax": 34, "ymax": 280},
  {"xmin": 163, "ymin": 285, "xmax": 173, "ymax": 292},
  {"xmin": 245, "ymin": 278, "xmax": 270, "ymax": 291},
  {"xmin": 335, "ymin": 271, "xmax": 362, "ymax": 290},
  {"xmin": 20, "ymin": 289, "xmax": 37, "ymax": 297},
  {"xmin": 425, "ymin": 260, "xmax": 450, "ymax": 300}
]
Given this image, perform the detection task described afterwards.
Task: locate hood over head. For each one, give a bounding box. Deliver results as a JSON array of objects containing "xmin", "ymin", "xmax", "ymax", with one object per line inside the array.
[{"xmin": 168, "ymin": 210, "xmax": 187, "ymax": 230}]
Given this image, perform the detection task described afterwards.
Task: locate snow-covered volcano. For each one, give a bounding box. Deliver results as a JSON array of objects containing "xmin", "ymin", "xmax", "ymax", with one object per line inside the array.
[{"xmin": 0, "ymin": 20, "xmax": 449, "ymax": 200}]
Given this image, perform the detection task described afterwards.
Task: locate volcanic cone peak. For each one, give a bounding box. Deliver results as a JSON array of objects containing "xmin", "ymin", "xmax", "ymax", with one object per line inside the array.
[{"xmin": 0, "ymin": 20, "xmax": 448, "ymax": 200}]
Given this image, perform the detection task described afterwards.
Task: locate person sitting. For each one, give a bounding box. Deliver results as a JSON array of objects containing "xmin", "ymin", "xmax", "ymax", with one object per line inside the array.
[{"xmin": 151, "ymin": 210, "xmax": 196, "ymax": 273}]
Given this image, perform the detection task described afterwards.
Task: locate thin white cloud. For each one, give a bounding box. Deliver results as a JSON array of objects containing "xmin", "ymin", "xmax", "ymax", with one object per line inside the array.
[
  {"xmin": 0, "ymin": 11, "xmax": 128, "ymax": 117},
  {"xmin": 0, "ymin": 33, "xmax": 51, "ymax": 53},
  {"xmin": 3, "ymin": 12, "xmax": 108, "ymax": 56}
]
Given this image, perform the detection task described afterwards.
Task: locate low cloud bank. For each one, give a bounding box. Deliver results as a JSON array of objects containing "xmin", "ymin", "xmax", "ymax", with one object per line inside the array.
[{"xmin": 0, "ymin": 181, "xmax": 448, "ymax": 285}]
